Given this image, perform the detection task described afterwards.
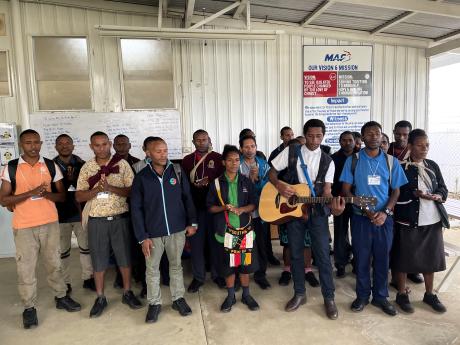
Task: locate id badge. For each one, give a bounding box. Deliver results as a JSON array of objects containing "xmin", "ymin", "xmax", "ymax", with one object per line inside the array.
[
  {"xmin": 368, "ymin": 175, "xmax": 381, "ymax": 186},
  {"xmin": 97, "ymin": 192, "xmax": 109, "ymax": 199},
  {"xmin": 30, "ymin": 196, "xmax": 43, "ymax": 201}
]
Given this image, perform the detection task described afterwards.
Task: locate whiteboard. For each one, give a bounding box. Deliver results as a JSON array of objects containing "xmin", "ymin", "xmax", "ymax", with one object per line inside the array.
[{"xmin": 30, "ymin": 110, "xmax": 182, "ymax": 161}]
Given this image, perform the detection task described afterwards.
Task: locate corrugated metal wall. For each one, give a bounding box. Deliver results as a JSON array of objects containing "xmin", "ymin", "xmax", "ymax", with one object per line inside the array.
[{"xmin": 0, "ymin": 1, "xmax": 429, "ymax": 155}]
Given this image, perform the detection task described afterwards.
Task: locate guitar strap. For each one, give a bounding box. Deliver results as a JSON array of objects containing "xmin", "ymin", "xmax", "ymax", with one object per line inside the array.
[{"xmin": 296, "ymin": 146, "xmax": 316, "ymax": 197}]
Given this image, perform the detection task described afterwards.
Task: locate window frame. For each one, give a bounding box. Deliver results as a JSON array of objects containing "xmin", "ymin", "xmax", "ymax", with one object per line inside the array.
[
  {"xmin": 117, "ymin": 38, "xmax": 177, "ymax": 111},
  {"xmin": 29, "ymin": 35, "xmax": 94, "ymax": 112},
  {"xmin": 0, "ymin": 50, "xmax": 13, "ymax": 98}
]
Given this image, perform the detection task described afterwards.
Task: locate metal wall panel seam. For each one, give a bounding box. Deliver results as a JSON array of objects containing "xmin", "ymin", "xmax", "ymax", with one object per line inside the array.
[
  {"xmin": 211, "ymin": 40, "xmax": 219, "ymax": 147},
  {"xmin": 225, "ymin": 39, "xmax": 232, "ymax": 149}
]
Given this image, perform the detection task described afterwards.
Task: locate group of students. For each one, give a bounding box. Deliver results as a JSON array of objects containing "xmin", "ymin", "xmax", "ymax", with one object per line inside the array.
[{"xmin": 0, "ymin": 118, "xmax": 449, "ymax": 329}]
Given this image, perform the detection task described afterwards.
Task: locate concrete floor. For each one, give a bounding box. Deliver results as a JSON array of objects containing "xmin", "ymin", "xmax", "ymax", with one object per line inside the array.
[{"xmin": 1, "ymin": 228, "xmax": 460, "ymax": 345}]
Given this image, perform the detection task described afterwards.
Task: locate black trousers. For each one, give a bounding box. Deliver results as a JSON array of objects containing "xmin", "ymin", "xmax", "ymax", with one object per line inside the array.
[
  {"xmin": 189, "ymin": 209, "xmax": 221, "ymax": 282},
  {"xmin": 333, "ymin": 204, "xmax": 353, "ymax": 269},
  {"xmin": 253, "ymin": 217, "xmax": 268, "ymax": 280}
]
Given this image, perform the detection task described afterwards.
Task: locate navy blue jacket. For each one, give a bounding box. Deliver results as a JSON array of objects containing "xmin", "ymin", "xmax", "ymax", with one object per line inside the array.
[{"xmin": 131, "ymin": 161, "xmax": 197, "ymax": 242}]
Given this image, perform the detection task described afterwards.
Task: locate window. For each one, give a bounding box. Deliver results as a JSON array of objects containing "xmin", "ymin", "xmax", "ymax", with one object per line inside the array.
[
  {"xmin": 0, "ymin": 51, "xmax": 11, "ymax": 96},
  {"xmin": 120, "ymin": 39, "xmax": 174, "ymax": 109},
  {"xmin": 33, "ymin": 37, "xmax": 91, "ymax": 110}
]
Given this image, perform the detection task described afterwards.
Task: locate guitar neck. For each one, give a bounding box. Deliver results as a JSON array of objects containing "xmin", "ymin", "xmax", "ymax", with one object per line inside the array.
[{"xmin": 297, "ymin": 196, "xmax": 355, "ymax": 204}]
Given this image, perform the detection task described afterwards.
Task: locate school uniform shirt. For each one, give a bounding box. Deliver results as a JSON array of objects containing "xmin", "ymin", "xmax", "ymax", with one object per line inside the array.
[
  {"xmin": 271, "ymin": 145, "xmax": 335, "ymax": 185},
  {"xmin": 339, "ymin": 148, "xmax": 408, "ymax": 212}
]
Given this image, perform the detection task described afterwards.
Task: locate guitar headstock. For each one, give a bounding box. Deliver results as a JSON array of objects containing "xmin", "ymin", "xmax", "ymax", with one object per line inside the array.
[{"xmin": 352, "ymin": 196, "xmax": 377, "ymax": 207}]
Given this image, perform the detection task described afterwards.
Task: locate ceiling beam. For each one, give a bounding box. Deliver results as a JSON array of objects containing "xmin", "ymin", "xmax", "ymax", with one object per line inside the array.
[
  {"xmin": 426, "ymin": 37, "xmax": 460, "ymax": 57},
  {"xmin": 370, "ymin": 11, "xmax": 415, "ymax": 35},
  {"xmin": 233, "ymin": 0, "xmax": 248, "ymax": 19},
  {"xmin": 179, "ymin": 12, "xmax": 431, "ymax": 48},
  {"xmin": 184, "ymin": 0, "xmax": 196, "ymax": 28},
  {"xmin": 189, "ymin": 1, "xmax": 241, "ymax": 29},
  {"xmin": 435, "ymin": 29, "xmax": 460, "ymax": 43},
  {"xmin": 300, "ymin": 0, "xmax": 336, "ymax": 27},
  {"xmin": 336, "ymin": 0, "xmax": 460, "ymax": 18}
]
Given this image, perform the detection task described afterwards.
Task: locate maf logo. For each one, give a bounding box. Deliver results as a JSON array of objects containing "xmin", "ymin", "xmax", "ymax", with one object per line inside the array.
[{"xmin": 324, "ymin": 50, "xmax": 351, "ymax": 62}]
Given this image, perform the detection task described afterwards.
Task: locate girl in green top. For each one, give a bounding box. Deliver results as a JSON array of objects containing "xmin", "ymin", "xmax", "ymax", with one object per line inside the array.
[{"xmin": 207, "ymin": 145, "xmax": 260, "ymax": 313}]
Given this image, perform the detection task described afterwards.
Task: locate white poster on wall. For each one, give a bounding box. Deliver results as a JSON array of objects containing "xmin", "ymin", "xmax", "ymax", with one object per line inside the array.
[{"xmin": 303, "ymin": 45, "xmax": 373, "ymax": 151}]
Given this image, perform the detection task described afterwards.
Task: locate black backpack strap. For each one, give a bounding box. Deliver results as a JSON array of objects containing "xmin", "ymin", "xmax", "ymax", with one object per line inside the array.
[
  {"xmin": 7, "ymin": 158, "xmax": 19, "ymax": 193},
  {"xmin": 287, "ymin": 144, "xmax": 299, "ymax": 173},
  {"xmin": 44, "ymin": 158, "xmax": 57, "ymax": 192},
  {"xmin": 316, "ymin": 151, "xmax": 332, "ymax": 184},
  {"xmin": 44, "ymin": 158, "xmax": 56, "ymax": 180}
]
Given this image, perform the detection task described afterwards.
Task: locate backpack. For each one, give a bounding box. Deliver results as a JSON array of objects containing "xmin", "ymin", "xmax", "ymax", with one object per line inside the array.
[
  {"xmin": 351, "ymin": 151, "xmax": 394, "ymax": 186},
  {"xmin": 8, "ymin": 158, "xmax": 56, "ymax": 194}
]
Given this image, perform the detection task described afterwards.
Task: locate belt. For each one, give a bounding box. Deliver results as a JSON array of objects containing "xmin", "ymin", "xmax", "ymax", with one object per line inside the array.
[{"xmin": 89, "ymin": 213, "xmax": 129, "ymax": 221}]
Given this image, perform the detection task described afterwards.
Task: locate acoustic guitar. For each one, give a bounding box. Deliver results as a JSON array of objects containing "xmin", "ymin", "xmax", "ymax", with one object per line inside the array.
[{"xmin": 259, "ymin": 182, "xmax": 377, "ymax": 224}]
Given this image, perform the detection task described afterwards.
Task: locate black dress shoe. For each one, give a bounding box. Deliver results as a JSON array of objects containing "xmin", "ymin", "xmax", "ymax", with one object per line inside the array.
[
  {"xmin": 220, "ymin": 295, "xmax": 236, "ymax": 313},
  {"xmin": 187, "ymin": 278, "xmax": 204, "ymax": 293},
  {"xmin": 83, "ymin": 278, "xmax": 96, "ymax": 291},
  {"xmin": 90, "ymin": 296, "xmax": 107, "ymax": 318},
  {"xmin": 268, "ymin": 255, "xmax": 281, "ymax": 266},
  {"xmin": 285, "ymin": 294, "xmax": 306, "ymax": 312},
  {"xmin": 122, "ymin": 290, "xmax": 143, "ymax": 309},
  {"xmin": 279, "ymin": 271, "xmax": 291, "ymax": 286},
  {"xmin": 407, "ymin": 273, "xmax": 424, "ymax": 284},
  {"xmin": 324, "ymin": 299, "xmax": 338, "ymax": 320},
  {"xmin": 23, "ymin": 307, "xmax": 38, "ymax": 329},
  {"xmin": 172, "ymin": 298, "xmax": 192, "ymax": 316},
  {"xmin": 350, "ymin": 298, "xmax": 369, "ymax": 312},
  {"xmin": 254, "ymin": 277, "xmax": 271, "ymax": 290},
  {"xmin": 145, "ymin": 304, "xmax": 161, "ymax": 323},
  {"xmin": 305, "ymin": 271, "xmax": 320, "ymax": 287},
  {"xmin": 213, "ymin": 277, "xmax": 227, "ymax": 289},
  {"xmin": 66, "ymin": 284, "xmax": 72, "ymax": 295},
  {"xmin": 55, "ymin": 295, "xmax": 81, "ymax": 312},
  {"xmin": 396, "ymin": 293, "xmax": 414, "ymax": 313},
  {"xmin": 336, "ymin": 266, "xmax": 346, "ymax": 278},
  {"xmin": 423, "ymin": 293, "xmax": 447, "ymax": 313},
  {"xmin": 371, "ymin": 299, "xmax": 398, "ymax": 316},
  {"xmin": 242, "ymin": 295, "xmax": 260, "ymax": 311}
]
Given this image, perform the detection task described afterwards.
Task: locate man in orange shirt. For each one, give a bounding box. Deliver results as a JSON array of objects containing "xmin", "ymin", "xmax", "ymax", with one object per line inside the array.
[{"xmin": 0, "ymin": 129, "xmax": 82, "ymax": 329}]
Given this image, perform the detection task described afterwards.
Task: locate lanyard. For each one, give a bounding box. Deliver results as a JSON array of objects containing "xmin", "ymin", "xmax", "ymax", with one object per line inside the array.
[{"xmin": 367, "ymin": 160, "xmax": 380, "ymax": 176}]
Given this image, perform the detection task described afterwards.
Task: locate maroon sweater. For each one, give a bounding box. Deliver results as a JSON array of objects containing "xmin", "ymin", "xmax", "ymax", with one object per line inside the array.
[{"xmin": 181, "ymin": 151, "xmax": 224, "ymax": 209}]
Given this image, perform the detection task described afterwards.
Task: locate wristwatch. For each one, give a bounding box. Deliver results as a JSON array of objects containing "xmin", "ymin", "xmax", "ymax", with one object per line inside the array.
[{"xmin": 384, "ymin": 208, "xmax": 393, "ymax": 217}]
